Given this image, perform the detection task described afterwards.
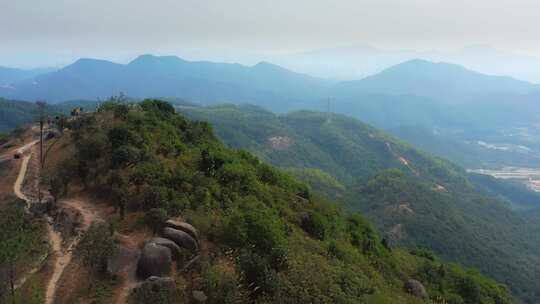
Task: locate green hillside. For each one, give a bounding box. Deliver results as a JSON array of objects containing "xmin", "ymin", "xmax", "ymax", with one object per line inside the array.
[
  {"xmin": 30, "ymin": 99, "xmax": 512, "ymax": 304},
  {"xmin": 180, "ymin": 104, "xmax": 540, "ymax": 303},
  {"xmin": 0, "ymin": 98, "xmax": 68, "ymax": 132}
]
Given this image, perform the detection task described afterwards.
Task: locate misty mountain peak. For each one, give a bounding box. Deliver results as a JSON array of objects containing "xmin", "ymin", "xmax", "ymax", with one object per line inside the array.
[
  {"xmin": 128, "ymin": 54, "xmax": 187, "ymax": 67},
  {"xmin": 63, "ymin": 58, "xmax": 121, "ymax": 73}
]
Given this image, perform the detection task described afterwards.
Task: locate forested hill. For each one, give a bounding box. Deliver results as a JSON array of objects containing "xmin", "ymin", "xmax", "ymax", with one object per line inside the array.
[
  {"xmin": 26, "ymin": 99, "xmax": 511, "ymax": 303},
  {"xmin": 180, "ymin": 103, "xmax": 540, "ymax": 303}
]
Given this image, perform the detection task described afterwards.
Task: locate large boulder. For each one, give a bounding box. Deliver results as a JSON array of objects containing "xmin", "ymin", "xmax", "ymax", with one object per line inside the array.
[
  {"xmin": 132, "ymin": 276, "xmax": 176, "ymax": 304},
  {"xmin": 165, "ymin": 219, "xmax": 199, "ymax": 241},
  {"xmin": 137, "ymin": 243, "xmax": 172, "ymax": 279},
  {"xmin": 162, "ymin": 227, "xmax": 198, "ymax": 252},
  {"xmin": 146, "ymin": 237, "xmax": 182, "ymax": 260},
  {"xmin": 404, "ymin": 279, "xmax": 428, "ymax": 299}
]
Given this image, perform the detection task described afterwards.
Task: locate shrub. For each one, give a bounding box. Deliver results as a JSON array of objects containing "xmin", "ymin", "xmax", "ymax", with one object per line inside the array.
[
  {"xmin": 237, "ymin": 250, "xmax": 280, "ymax": 297},
  {"xmin": 203, "ymin": 263, "xmax": 242, "ymax": 304},
  {"xmin": 300, "ymin": 211, "xmax": 329, "ymax": 240},
  {"xmin": 111, "ymin": 145, "xmax": 140, "ymax": 168},
  {"xmin": 108, "ymin": 126, "xmax": 135, "ymax": 148}
]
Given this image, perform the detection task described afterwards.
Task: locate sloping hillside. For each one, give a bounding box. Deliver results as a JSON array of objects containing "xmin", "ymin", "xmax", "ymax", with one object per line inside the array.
[
  {"xmin": 181, "ymin": 104, "xmax": 540, "ymax": 303},
  {"xmin": 0, "ymin": 98, "xmax": 66, "ymax": 132},
  {"xmin": 3, "ymin": 99, "xmax": 511, "ymax": 304}
]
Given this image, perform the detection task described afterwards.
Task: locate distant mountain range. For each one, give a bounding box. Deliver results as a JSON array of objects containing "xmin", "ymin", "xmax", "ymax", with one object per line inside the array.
[
  {"xmin": 0, "ymin": 55, "xmax": 330, "ymax": 111},
  {"xmin": 3, "ymin": 55, "xmax": 540, "ymax": 169},
  {"xmin": 273, "ymin": 44, "xmax": 540, "ymax": 83},
  {"xmin": 3, "ymin": 54, "xmax": 539, "ymax": 107}
]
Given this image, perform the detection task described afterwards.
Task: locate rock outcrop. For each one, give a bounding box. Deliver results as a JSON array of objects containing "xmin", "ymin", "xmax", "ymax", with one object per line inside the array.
[
  {"xmin": 165, "ymin": 219, "xmax": 199, "ymax": 241},
  {"xmin": 404, "ymin": 279, "xmax": 428, "ymax": 299},
  {"xmin": 145, "ymin": 237, "xmax": 182, "ymax": 260},
  {"xmin": 162, "ymin": 227, "xmax": 198, "ymax": 252},
  {"xmin": 137, "ymin": 243, "xmax": 172, "ymax": 279}
]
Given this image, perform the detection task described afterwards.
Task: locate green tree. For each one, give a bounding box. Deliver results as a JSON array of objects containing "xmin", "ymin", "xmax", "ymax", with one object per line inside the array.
[{"xmin": 77, "ymin": 224, "xmax": 116, "ymax": 288}]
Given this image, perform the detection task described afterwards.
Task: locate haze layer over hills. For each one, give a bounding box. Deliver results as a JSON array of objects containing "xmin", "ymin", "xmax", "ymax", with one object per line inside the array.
[{"xmin": 3, "ymin": 54, "xmax": 540, "ymax": 170}]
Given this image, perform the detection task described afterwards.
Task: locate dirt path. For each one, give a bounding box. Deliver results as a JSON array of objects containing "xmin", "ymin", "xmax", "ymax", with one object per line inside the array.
[
  {"xmin": 10, "ymin": 140, "xmax": 43, "ymax": 290},
  {"xmin": 7, "ymin": 136, "xmax": 105, "ymax": 304},
  {"xmin": 116, "ymin": 267, "xmax": 138, "ymax": 304},
  {"xmin": 114, "ymin": 233, "xmax": 141, "ymax": 304},
  {"xmin": 13, "ymin": 154, "xmax": 32, "ymax": 203},
  {"xmin": 44, "ymin": 198, "xmax": 104, "ymax": 304},
  {"xmin": 12, "ymin": 140, "xmax": 39, "ymax": 202}
]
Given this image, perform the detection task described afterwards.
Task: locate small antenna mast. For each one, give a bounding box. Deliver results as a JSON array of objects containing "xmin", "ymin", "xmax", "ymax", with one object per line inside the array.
[{"xmin": 326, "ymin": 97, "xmax": 331, "ymax": 122}]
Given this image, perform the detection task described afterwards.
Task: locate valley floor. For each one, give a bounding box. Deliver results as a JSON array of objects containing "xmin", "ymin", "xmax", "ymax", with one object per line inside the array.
[{"xmin": 468, "ymin": 167, "xmax": 540, "ymax": 192}]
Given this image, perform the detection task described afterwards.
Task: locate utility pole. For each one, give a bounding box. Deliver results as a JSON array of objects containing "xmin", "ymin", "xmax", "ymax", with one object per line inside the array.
[{"xmin": 36, "ymin": 101, "xmax": 46, "ymax": 168}]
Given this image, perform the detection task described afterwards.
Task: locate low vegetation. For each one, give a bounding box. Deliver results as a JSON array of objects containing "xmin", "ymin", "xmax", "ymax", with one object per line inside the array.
[{"xmin": 0, "ymin": 201, "xmax": 47, "ymax": 303}]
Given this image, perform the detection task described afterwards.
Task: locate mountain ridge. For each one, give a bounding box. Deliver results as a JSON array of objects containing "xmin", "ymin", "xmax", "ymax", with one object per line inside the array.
[{"xmin": 180, "ymin": 103, "xmax": 540, "ymax": 302}]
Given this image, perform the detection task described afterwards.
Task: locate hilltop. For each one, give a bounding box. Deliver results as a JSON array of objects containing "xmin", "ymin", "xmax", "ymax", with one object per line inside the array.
[{"xmin": 0, "ymin": 100, "xmax": 511, "ymax": 303}]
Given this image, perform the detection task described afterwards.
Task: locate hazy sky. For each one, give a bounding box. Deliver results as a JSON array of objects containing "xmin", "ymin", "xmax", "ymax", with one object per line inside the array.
[{"xmin": 2, "ymin": 0, "xmax": 540, "ymax": 67}]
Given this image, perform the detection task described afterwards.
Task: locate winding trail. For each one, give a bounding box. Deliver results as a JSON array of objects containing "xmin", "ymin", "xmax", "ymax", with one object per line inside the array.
[
  {"xmin": 44, "ymin": 198, "xmax": 103, "ymax": 304},
  {"xmin": 11, "ymin": 140, "xmax": 44, "ymax": 291},
  {"xmin": 8, "ymin": 137, "xmax": 103, "ymax": 304},
  {"xmin": 12, "ymin": 140, "xmax": 39, "ymax": 202},
  {"xmin": 13, "ymin": 155, "xmax": 32, "ymax": 203}
]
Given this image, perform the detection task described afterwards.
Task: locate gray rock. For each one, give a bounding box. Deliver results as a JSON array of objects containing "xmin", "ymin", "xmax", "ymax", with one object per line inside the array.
[
  {"xmin": 146, "ymin": 237, "xmax": 183, "ymax": 260},
  {"xmin": 132, "ymin": 276, "xmax": 176, "ymax": 304},
  {"xmin": 162, "ymin": 227, "xmax": 198, "ymax": 252},
  {"xmin": 165, "ymin": 219, "xmax": 199, "ymax": 241},
  {"xmin": 404, "ymin": 279, "xmax": 428, "ymax": 299},
  {"xmin": 137, "ymin": 243, "xmax": 172, "ymax": 279},
  {"xmin": 53, "ymin": 207, "xmax": 83, "ymax": 239},
  {"xmin": 192, "ymin": 290, "xmax": 208, "ymax": 303}
]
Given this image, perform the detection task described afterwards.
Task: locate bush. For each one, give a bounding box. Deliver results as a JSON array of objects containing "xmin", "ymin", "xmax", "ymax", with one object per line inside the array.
[
  {"xmin": 300, "ymin": 211, "xmax": 329, "ymax": 240},
  {"xmin": 108, "ymin": 126, "xmax": 135, "ymax": 149},
  {"xmin": 111, "ymin": 145, "xmax": 140, "ymax": 168},
  {"xmin": 237, "ymin": 250, "xmax": 280, "ymax": 297},
  {"xmin": 140, "ymin": 99, "xmax": 175, "ymax": 116},
  {"xmin": 143, "ymin": 186, "xmax": 169, "ymax": 210},
  {"xmin": 203, "ymin": 263, "xmax": 242, "ymax": 304},
  {"xmin": 224, "ymin": 202, "xmax": 287, "ymax": 256}
]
